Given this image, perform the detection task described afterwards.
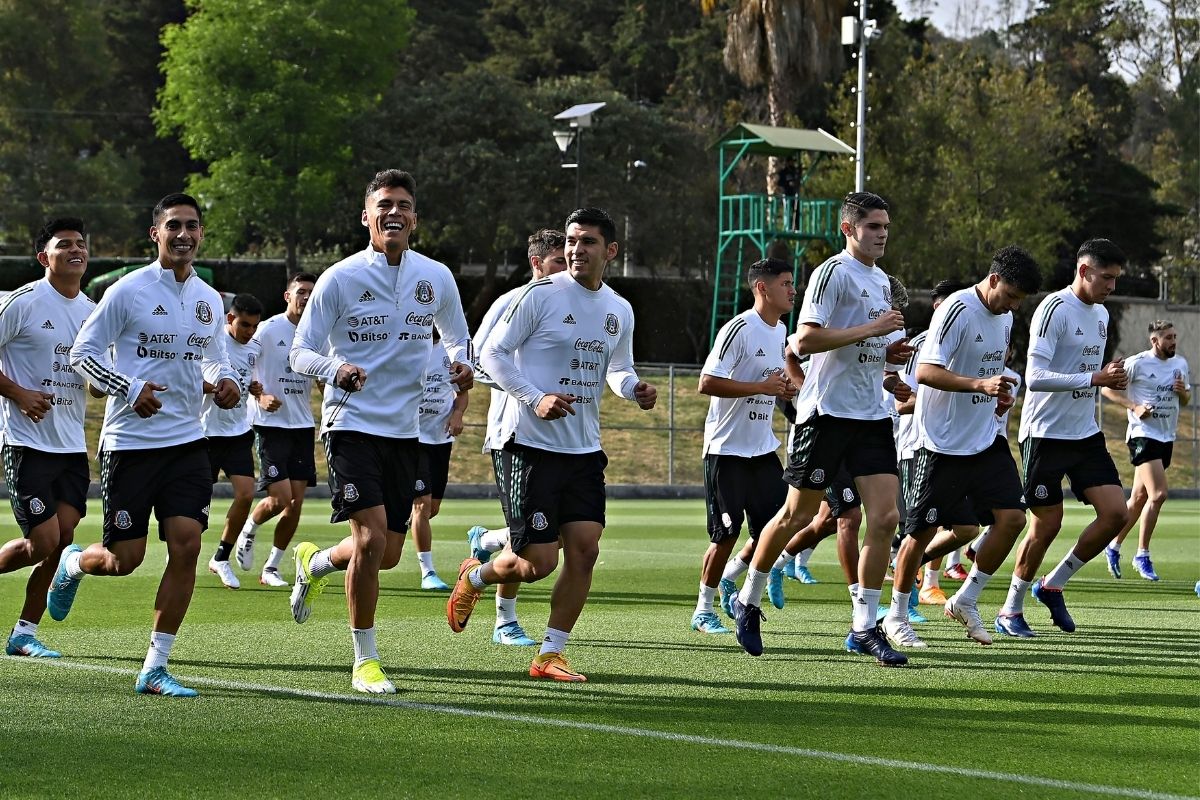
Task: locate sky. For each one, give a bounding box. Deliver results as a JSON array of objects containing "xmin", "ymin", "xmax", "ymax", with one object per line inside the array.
[{"xmin": 896, "ymin": 0, "xmax": 1036, "ymax": 38}]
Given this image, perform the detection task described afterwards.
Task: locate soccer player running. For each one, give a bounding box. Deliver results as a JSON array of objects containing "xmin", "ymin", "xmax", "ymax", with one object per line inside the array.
[
  {"xmin": 289, "ymin": 169, "xmax": 472, "ymax": 694},
  {"xmin": 202, "ymin": 293, "xmax": 264, "ymax": 589},
  {"xmin": 235, "ymin": 273, "xmax": 319, "ymax": 587},
  {"xmin": 999, "ymin": 239, "xmax": 1130, "ymax": 636},
  {"xmin": 449, "ymin": 208, "xmax": 657, "ymax": 682},
  {"xmin": 883, "ymin": 246, "xmax": 1040, "ymax": 650},
  {"xmin": 466, "ymin": 229, "xmax": 568, "ymax": 647},
  {"xmin": 692, "ymin": 258, "xmax": 796, "ymax": 635},
  {"xmin": 1101, "ymin": 320, "xmax": 1190, "ymax": 581},
  {"xmin": 0, "ymin": 218, "xmax": 96, "ymax": 659},
  {"xmin": 408, "ymin": 333, "xmax": 469, "ymax": 590},
  {"xmin": 59, "ymin": 193, "xmax": 240, "ymax": 697},
  {"xmin": 729, "ymin": 191, "xmax": 907, "ymax": 666}
]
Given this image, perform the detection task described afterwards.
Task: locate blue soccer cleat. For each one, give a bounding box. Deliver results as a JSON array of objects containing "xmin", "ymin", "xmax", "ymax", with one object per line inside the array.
[
  {"xmin": 690, "ymin": 610, "xmax": 731, "ymax": 634},
  {"xmin": 731, "ymin": 594, "xmax": 764, "ymax": 656},
  {"xmin": 420, "ymin": 572, "xmax": 450, "ymax": 591},
  {"xmin": 1031, "ymin": 579, "xmax": 1076, "ymax": 632},
  {"xmin": 1104, "ymin": 546, "xmax": 1122, "ymax": 579},
  {"xmin": 1132, "ymin": 554, "xmax": 1159, "ymax": 582},
  {"xmin": 466, "ymin": 525, "xmax": 492, "ymax": 563},
  {"xmin": 6, "ymin": 633, "xmax": 61, "ymax": 658},
  {"xmin": 995, "ymin": 613, "xmax": 1037, "ymax": 638},
  {"xmin": 783, "ymin": 559, "xmax": 797, "ymax": 580},
  {"xmin": 795, "ymin": 565, "xmax": 819, "ymax": 585},
  {"xmin": 46, "ymin": 544, "xmax": 84, "ymax": 622},
  {"xmin": 1194, "ymin": 580, "xmax": 1200, "ymax": 598},
  {"xmin": 135, "ymin": 666, "xmax": 198, "ymax": 697},
  {"xmin": 492, "ymin": 621, "xmax": 537, "ymax": 646},
  {"xmin": 907, "ymin": 582, "xmax": 927, "ymax": 623},
  {"xmin": 845, "ymin": 626, "xmax": 908, "ymax": 666},
  {"xmin": 718, "ymin": 578, "xmax": 737, "ymax": 619},
  {"xmin": 767, "ymin": 567, "xmax": 785, "ymax": 610}
]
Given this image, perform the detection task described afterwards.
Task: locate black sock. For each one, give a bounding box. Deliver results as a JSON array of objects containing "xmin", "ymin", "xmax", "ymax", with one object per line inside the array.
[{"xmin": 214, "ymin": 540, "xmax": 234, "ymax": 562}]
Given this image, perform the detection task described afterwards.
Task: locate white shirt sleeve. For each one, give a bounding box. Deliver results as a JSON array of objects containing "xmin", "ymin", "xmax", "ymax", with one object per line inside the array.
[
  {"xmin": 71, "ymin": 285, "xmax": 143, "ymax": 404},
  {"xmin": 605, "ymin": 307, "xmax": 640, "ymax": 400},
  {"xmin": 471, "ymin": 298, "xmax": 507, "ymax": 388},
  {"xmin": 290, "ymin": 271, "xmax": 345, "ymax": 382},
  {"xmin": 433, "ymin": 273, "xmax": 471, "ymax": 366},
  {"xmin": 798, "ymin": 262, "xmax": 842, "ymax": 327},
  {"xmin": 201, "ymin": 324, "xmax": 237, "ymax": 385},
  {"xmin": 1027, "ymin": 351, "xmax": 1091, "ymax": 392},
  {"xmin": 921, "ymin": 304, "xmax": 964, "ymax": 369},
  {"xmin": 702, "ymin": 318, "xmax": 747, "ymax": 379},
  {"xmin": 479, "ymin": 290, "xmax": 545, "ymax": 409}
]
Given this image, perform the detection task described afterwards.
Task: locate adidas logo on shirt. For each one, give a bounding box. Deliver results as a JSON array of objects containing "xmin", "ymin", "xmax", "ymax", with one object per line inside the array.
[
  {"xmin": 277, "ymin": 340, "xmax": 287, "ymax": 347},
  {"xmin": 1074, "ymin": 327, "xmax": 1083, "ymax": 335},
  {"xmin": 40, "ymin": 320, "xmax": 54, "ymax": 330},
  {"xmin": 562, "ymin": 314, "xmax": 576, "ymax": 324},
  {"xmin": 975, "ymin": 333, "xmax": 984, "ymax": 342},
  {"xmin": 860, "ymin": 289, "xmax": 870, "ymax": 297},
  {"xmin": 359, "ymin": 290, "xmax": 376, "ymax": 303},
  {"xmin": 152, "ymin": 305, "xmax": 168, "ymax": 316},
  {"xmin": 755, "ymin": 348, "xmax": 766, "ymax": 357}
]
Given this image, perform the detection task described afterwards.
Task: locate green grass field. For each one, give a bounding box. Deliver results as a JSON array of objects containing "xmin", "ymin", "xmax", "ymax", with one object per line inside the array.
[{"xmin": 1, "ymin": 499, "xmax": 1197, "ymax": 799}]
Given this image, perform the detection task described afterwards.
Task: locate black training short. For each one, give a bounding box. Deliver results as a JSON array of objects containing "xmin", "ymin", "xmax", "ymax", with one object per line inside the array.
[
  {"xmin": 703, "ymin": 452, "xmax": 786, "ymax": 543},
  {"xmin": 2, "ymin": 446, "xmax": 89, "ymax": 536},
  {"xmin": 898, "ymin": 456, "xmax": 976, "ymax": 531},
  {"xmin": 207, "ymin": 430, "xmax": 255, "ymax": 483},
  {"xmin": 903, "ymin": 436, "xmax": 1023, "ymax": 536},
  {"xmin": 496, "ymin": 441, "xmax": 606, "ymax": 553},
  {"xmin": 1021, "ymin": 431, "xmax": 1121, "ymax": 507},
  {"xmin": 253, "ymin": 425, "xmax": 317, "ymax": 490},
  {"xmin": 1128, "ymin": 437, "xmax": 1173, "ymax": 470},
  {"xmin": 415, "ymin": 442, "xmax": 454, "ymax": 499},
  {"xmin": 490, "ymin": 449, "xmax": 512, "ymax": 521},
  {"xmin": 824, "ymin": 467, "xmax": 861, "ymax": 520},
  {"xmin": 325, "ymin": 431, "xmax": 418, "ymax": 534},
  {"xmin": 784, "ymin": 413, "xmax": 897, "ymax": 491},
  {"xmin": 98, "ymin": 439, "xmax": 211, "ymax": 545}
]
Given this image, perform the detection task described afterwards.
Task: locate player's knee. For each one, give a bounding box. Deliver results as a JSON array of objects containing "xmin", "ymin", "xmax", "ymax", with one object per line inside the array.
[
  {"xmin": 1100, "ymin": 505, "xmax": 1129, "ymax": 533},
  {"xmin": 354, "ymin": 529, "xmax": 387, "ymax": 557},
  {"xmin": 521, "ymin": 554, "xmax": 558, "ymax": 581},
  {"xmin": 380, "ymin": 549, "xmax": 402, "ymax": 570},
  {"xmin": 1147, "ymin": 489, "xmax": 1167, "ymax": 508},
  {"xmin": 567, "ymin": 540, "xmax": 601, "ymax": 571}
]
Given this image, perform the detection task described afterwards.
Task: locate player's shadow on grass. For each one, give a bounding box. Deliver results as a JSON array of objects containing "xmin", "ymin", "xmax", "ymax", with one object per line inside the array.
[
  {"xmin": 914, "ymin": 648, "xmax": 1194, "ymax": 679},
  {"xmin": 573, "ymin": 590, "xmax": 698, "ymax": 608}
]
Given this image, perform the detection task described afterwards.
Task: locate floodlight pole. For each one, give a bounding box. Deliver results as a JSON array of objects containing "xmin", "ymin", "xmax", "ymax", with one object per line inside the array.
[
  {"xmin": 855, "ymin": 0, "xmax": 869, "ymax": 192},
  {"xmin": 575, "ymin": 126, "xmax": 583, "ymax": 209}
]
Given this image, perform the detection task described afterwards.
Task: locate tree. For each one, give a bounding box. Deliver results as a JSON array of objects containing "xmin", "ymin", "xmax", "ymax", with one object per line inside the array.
[{"xmin": 156, "ymin": 0, "xmax": 415, "ymax": 270}]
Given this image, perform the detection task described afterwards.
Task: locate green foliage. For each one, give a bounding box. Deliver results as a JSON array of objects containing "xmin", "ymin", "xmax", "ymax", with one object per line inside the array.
[{"xmin": 155, "ymin": 0, "xmax": 415, "ymax": 268}]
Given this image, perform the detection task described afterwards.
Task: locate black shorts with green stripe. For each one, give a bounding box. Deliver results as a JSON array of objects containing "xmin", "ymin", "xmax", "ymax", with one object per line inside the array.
[
  {"xmin": 784, "ymin": 413, "xmax": 897, "ymax": 491},
  {"xmin": 703, "ymin": 452, "xmax": 786, "ymax": 543},
  {"xmin": 1021, "ymin": 431, "xmax": 1120, "ymax": 507},
  {"xmin": 495, "ymin": 441, "xmax": 606, "ymax": 553},
  {"xmin": 901, "ymin": 436, "xmax": 1021, "ymax": 536}
]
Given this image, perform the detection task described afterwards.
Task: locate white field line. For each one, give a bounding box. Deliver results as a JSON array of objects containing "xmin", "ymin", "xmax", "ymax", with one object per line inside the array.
[{"xmin": 2, "ymin": 655, "xmax": 1194, "ymax": 800}]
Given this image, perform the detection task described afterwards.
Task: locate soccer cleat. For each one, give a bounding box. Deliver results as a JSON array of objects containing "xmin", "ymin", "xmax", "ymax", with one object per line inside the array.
[
  {"xmin": 918, "ymin": 585, "xmax": 947, "ymax": 606},
  {"xmin": 466, "ymin": 525, "xmax": 492, "ymax": 563},
  {"xmin": 795, "ymin": 565, "xmax": 819, "ymax": 584},
  {"xmin": 846, "ymin": 626, "xmax": 908, "ymax": 667},
  {"xmin": 783, "ymin": 559, "xmax": 797, "ymax": 580},
  {"xmin": 718, "ymin": 578, "xmax": 737, "ymax": 619},
  {"xmin": 208, "ymin": 558, "xmax": 241, "ymax": 589},
  {"xmin": 135, "ymin": 666, "xmax": 198, "ymax": 697},
  {"xmin": 493, "ymin": 621, "xmax": 537, "ymax": 646},
  {"xmin": 1132, "ymin": 554, "xmax": 1159, "ymax": 582},
  {"xmin": 351, "ymin": 658, "xmax": 397, "ymax": 694},
  {"xmin": 944, "ymin": 564, "xmax": 969, "ymax": 581},
  {"xmin": 690, "ymin": 610, "xmax": 731, "ymax": 634},
  {"xmin": 944, "ymin": 598, "xmax": 993, "ymax": 645},
  {"xmin": 1195, "ymin": 580, "xmax": 1200, "ymax": 598},
  {"xmin": 530, "ymin": 652, "xmax": 587, "ymax": 682},
  {"xmin": 6, "ymin": 633, "xmax": 61, "ymax": 658},
  {"xmin": 1104, "ymin": 546, "xmax": 1122, "ymax": 579},
  {"xmin": 234, "ymin": 531, "xmax": 255, "ymax": 571},
  {"xmin": 731, "ymin": 594, "xmax": 765, "ymax": 656},
  {"xmin": 289, "ymin": 542, "xmax": 328, "ymax": 624},
  {"xmin": 259, "ymin": 568, "xmax": 288, "ymax": 587},
  {"xmin": 447, "ymin": 557, "xmax": 483, "ymax": 633},
  {"xmin": 881, "ymin": 615, "xmax": 928, "ymax": 648},
  {"xmin": 767, "ymin": 567, "xmax": 785, "ymax": 610},
  {"xmin": 1031, "ymin": 579, "xmax": 1076, "ymax": 632},
  {"xmin": 420, "ymin": 572, "xmax": 450, "ymax": 591},
  {"xmin": 46, "ymin": 544, "xmax": 83, "ymax": 622},
  {"xmin": 994, "ymin": 613, "xmax": 1037, "ymax": 638}
]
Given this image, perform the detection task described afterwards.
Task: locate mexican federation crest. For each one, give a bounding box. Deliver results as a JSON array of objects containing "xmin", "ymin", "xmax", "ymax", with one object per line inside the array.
[
  {"xmin": 604, "ymin": 313, "xmax": 619, "ymax": 336},
  {"xmin": 195, "ymin": 300, "xmax": 213, "ymax": 325},
  {"xmin": 415, "ymin": 280, "xmax": 435, "ymax": 305}
]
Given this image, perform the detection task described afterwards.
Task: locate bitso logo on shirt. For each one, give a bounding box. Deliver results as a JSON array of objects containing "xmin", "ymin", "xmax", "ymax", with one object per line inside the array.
[
  {"xmin": 604, "ymin": 313, "xmax": 619, "ymax": 336},
  {"xmin": 414, "ymin": 280, "xmax": 435, "ymax": 305},
  {"xmin": 195, "ymin": 301, "xmax": 213, "ymax": 325}
]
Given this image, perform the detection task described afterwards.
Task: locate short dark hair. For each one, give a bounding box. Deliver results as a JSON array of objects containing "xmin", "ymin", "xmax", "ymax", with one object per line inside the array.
[
  {"xmin": 1149, "ymin": 319, "xmax": 1174, "ymax": 335},
  {"xmin": 364, "ymin": 169, "xmax": 417, "ymax": 205},
  {"xmin": 841, "ymin": 191, "xmax": 889, "ymax": 227},
  {"xmin": 746, "ymin": 257, "xmax": 791, "ymax": 288},
  {"xmin": 35, "ymin": 217, "xmax": 86, "ymax": 254},
  {"xmin": 528, "ymin": 229, "xmax": 566, "ymax": 261},
  {"xmin": 230, "ymin": 293, "xmax": 263, "ymax": 316},
  {"xmin": 1077, "ymin": 238, "xmax": 1126, "ymax": 268},
  {"xmin": 152, "ymin": 193, "xmax": 202, "ymax": 226},
  {"xmin": 288, "ymin": 271, "xmax": 318, "ymax": 286},
  {"xmin": 989, "ymin": 245, "xmax": 1041, "ymax": 294},
  {"xmin": 565, "ymin": 207, "xmax": 617, "ymax": 245},
  {"xmin": 930, "ymin": 280, "xmax": 968, "ymax": 302}
]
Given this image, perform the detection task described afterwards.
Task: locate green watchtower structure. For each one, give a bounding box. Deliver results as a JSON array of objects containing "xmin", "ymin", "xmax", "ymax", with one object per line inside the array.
[{"xmin": 710, "ymin": 123, "xmax": 855, "ymax": 346}]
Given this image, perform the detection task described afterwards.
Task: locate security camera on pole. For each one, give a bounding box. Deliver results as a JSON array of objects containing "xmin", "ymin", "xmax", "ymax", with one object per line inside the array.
[
  {"xmin": 552, "ymin": 102, "xmax": 606, "ymax": 209},
  {"xmin": 843, "ymin": 2, "xmax": 878, "ymax": 192}
]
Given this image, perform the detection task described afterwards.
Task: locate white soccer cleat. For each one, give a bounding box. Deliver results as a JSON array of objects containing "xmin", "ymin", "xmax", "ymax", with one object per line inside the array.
[
  {"xmin": 259, "ymin": 569, "xmax": 288, "ymax": 588},
  {"xmin": 881, "ymin": 615, "xmax": 928, "ymax": 649},
  {"xmin": 351, "ymin": 659, "xmax": 397, "ymax": 694},
  {"xmin": 208, "ymin": 558, "xmax": 241, "ymax": 590},
  {"xmin": 234, "ymin": 532, "xmax": 255, "ymax": 571},
  {"xmin": 944, "ymin": 598, "xmax": 993, "ymax": 645}
]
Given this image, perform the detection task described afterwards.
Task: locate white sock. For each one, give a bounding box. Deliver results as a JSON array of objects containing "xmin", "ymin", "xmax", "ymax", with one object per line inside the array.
[
  {"xmin": 309, "ymin": 548, "xmax": 339, "ymax": 579},
  {"xmin": 954, "ymin": 566, "xmax": 992, "ymax": 605},
  {"xmin": 696, "ymin": 583, "xmax": 717, "ymax": 614},
  {"xmin": 1000, "ymin": 577, "xmax": 1032, "ymax": 615},
  {"xmin": 264, "ymin": 547, "xmax": 285, "ymax": 572},
  {"xmin": 887, "ymin": 590, "xmax": 909, "ymax": 622},
  {"xmin": 722, "ymin": 555, "xmax": 749, "ymax": 582},
  {"xmin": 142, "ymin": 631, "xmax": 175, "ymax": 672},
  {"xmin": 772, "ymin": 550, "xmax": 793, "ymax": 570},
  {"xmin": 1136, "ymin": 548, "xmax": 1149, "ymax": 558},
  {"xmin": 848, "ymin": 582, "xmax": 859, "ymax": 599},
  {"xmin": 64, "ymin": 549, "xmax": 85, "ymax": 580},
  {"xmin": 973, "ymin": 530, "xmax": 989, "ymax": 551},
  {"xmin": 923, "ymin": 565, "xmax": 940, "ymax": 588},
  {"xmin": 797, "ymin": 548, "xmax": 813, "ymax": 567},
  {"xmin": 481, "ymin": 528, "xmax": 509, "ymax": 552},
  {"xmin": 417, "ymin": 551, "xmax": 435, "ymax": 576},
  {"xmin": 13, "ymin": 619, "xmax": 37, "ymax": 637},
  {"xmin": 947, "ymin": 550, "xmax": 962, "ymax": 568},
  {"xmin": 496, "ymin": 595, "xmax": 517, "ymax": 626},
  {"xmin": 1108, "ymin": 540, "xmax": 1121, "ymax": 552},
  {"xmin": 539, "ymin": 626, "xmax": 569, "ymax": 656},
  {"xmin": 351, "ymin": 627, "xmax": 378, "ymax": 665},
  {"xmin": 468, "ymin": 566, "xmax": 488, "ymax": 590},
  {"xmin": 737, "ymin": 567, "xmax": 771, "ymax": 608},
  {"xmin": 1044, "ymin": 549, "xmax": 1086, "ymax": 589},
  {"xmin": 240, "ymin": 519, "xmax": 260, "ymax": 538},
  {"xmin": 853, "ymin": 587, "xmax": 882, "ymax": 632}
]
